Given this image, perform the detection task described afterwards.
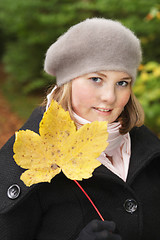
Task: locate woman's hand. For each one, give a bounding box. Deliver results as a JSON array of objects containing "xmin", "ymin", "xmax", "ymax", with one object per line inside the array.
[{"xmin": 77, "ymin": 219, "xmax": 122, "ymax": 240}]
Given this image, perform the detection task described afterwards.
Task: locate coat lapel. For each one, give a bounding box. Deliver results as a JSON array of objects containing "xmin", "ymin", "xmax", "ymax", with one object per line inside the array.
[{"xmin": 127, "ymin": 126, "xmax": 160, "ymax": 183}]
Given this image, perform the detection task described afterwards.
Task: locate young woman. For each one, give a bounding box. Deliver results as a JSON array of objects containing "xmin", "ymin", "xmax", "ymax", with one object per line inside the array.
[{"xmin": 0, "ymin": 18, "xmax": 160, "ymax": 240}]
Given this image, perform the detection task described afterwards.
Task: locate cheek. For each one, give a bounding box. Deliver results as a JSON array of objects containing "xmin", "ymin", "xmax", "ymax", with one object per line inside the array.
[
  {"xmin": 72, "ymin": 83, "xmax": 94, "ymax": 107},
  {"xmin": 118, "ymin": 91, "xmax": 131, "ymax": 108}
]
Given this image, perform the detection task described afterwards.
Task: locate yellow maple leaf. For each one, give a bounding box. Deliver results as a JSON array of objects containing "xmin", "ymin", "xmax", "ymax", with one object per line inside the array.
[{"xmin": 13, "ymin": 100, "xmax": 108, "ymax": 186}]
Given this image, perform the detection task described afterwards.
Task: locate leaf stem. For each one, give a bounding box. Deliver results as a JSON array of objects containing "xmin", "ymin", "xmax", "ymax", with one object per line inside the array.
[{"xmin": 74, "ymin": 180, "xmax": 104, "ymax": 221}]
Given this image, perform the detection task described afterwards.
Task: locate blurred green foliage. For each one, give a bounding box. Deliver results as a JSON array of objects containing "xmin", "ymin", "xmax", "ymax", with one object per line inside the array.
[
  {"xmin": 0, "ymin": 0, "xmax": 160, "ymax": 93},
  {"xmin": 134, "ymin": 62, "xmax": 160, "ymax": 137},
  {"xmin": 0, "ymin": 0, "xmax": 160, "ymax": 135}
]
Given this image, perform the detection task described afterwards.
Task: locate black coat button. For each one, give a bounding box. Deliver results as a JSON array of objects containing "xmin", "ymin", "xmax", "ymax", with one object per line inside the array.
[
  {"xmin": 124, "ymin": 199, "xmax": 137, "ymax": 213},
  {"xmin": 7, "ymin": 184, "xmax": 21, "ymax": 199}
]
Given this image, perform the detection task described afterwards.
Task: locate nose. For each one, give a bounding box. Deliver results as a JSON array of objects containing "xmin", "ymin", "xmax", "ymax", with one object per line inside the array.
[{"xmin": 100, "ymin": 85, "xmax": 116, "ymax": 104}]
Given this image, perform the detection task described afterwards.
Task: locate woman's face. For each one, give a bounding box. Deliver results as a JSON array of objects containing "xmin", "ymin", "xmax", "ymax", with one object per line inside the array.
[{"xmin": 71, "ymin": 70, "xmax": 131, "ymax": 123}]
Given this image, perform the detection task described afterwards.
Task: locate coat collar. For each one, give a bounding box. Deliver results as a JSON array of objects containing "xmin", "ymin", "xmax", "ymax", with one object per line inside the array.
[
  {"xmin": 127, "ymin": 125, "xmax": 160, "ymax": 183},
  {"xmin": 94, "ymin": 125, "xmax": 160, "ymax": 183}
]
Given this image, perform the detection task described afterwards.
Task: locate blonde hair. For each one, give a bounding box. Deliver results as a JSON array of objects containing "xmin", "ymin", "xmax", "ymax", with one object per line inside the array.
[
  {"xmin": 118, "ymin": 90, "xmax": 144, "ymax": 134},
  {"xmin": 43, "ymin": 82, "xmax": 144, "ymax": 134}
]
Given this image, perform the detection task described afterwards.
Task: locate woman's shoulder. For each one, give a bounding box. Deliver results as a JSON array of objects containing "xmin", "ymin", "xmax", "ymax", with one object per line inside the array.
[
  {"xmin": 130, "ymin": 125, "xmax": 160, "ymax": 143},
  {"xmin": 19, "ymin": 105, "xmax": 45, "ymax": 133},
  {"xmin": 0, "ymin": 106, "xmax": 45, "ymax": 214},
  {"xmin": 130, "ymin": 125, "xmax": 160, "ymax": 157}
]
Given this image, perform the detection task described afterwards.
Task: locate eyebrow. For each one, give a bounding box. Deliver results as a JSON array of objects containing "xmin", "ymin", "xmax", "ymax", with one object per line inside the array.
[
  {"xmin": 97, "ymin": 72, "xmax": 132, "ymax": 81},
  {"xmin": 96, "ymin": 72, "xmax": 107, "ymax": 78},
  {"xmin": 120, "ymin": 77, "xmax": 132, "ymax": 81}
]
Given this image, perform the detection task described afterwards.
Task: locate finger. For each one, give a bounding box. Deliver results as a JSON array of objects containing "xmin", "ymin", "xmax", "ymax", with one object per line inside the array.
[
  {"xmin": 95, "ymin": 230, "xmax": 109, "ymax": 240},
  {"xmin": 106, "ymin": 231, "xmax": 122, "ymax": 240},
  {"xmin": 92, "ymin": 220, "xmax": 116, "ymax": 232},
  {"xmin": 95, "ymin": 230, "xmax": 121, "ymax": 240}
]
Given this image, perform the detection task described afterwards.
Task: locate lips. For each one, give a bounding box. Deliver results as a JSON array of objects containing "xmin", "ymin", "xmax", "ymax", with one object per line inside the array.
[{"xmin": 93, "ymin": 107, "xmax": 112, "ymax": 112}]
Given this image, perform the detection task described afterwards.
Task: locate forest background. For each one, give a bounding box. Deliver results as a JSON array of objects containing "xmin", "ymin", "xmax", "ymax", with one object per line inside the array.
[{"xmin": 0, "ymin": 0, "xmax": 160, "ymax": 147}]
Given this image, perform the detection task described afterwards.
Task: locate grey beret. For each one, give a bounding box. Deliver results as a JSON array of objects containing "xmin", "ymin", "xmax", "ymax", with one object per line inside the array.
[{"xmin": 44, "ymin": 18, "xmax": 142, "ymax": 86}]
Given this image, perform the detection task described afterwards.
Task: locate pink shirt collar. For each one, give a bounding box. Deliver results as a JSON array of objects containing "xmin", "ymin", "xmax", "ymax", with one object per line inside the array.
[{"xmin": 73, "ymin": 112, "xmax": 131, "ymax": 181}]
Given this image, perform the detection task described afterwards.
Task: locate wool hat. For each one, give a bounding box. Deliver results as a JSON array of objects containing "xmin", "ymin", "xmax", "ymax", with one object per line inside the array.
[{"xmin": 44, "ymin": 18, "xmax": 142, "ymax": 86}]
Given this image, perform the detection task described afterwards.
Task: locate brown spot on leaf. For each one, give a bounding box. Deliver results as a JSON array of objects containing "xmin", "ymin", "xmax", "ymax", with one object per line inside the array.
[
  {"xmin": 51, "ymin": 164, "xmax": 58, "ymax": 170},
  {"xmin": 65, "ymin": 131, "xmax": 70, "ymax": 136}
]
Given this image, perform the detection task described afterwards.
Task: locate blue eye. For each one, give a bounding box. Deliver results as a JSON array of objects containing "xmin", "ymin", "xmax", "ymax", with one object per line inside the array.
[
  {"xmin": 117, "ymin": 81, "xmax": 128, "ymax": 87},
  {"xmin": 90, "ymin": 77, "xmax": 102, "ymax": 83}
]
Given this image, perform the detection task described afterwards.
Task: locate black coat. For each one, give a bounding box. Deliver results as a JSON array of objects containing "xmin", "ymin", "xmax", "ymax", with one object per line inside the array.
[{"xmin": 0, "ymin": 107, "xmax": 160, "ymax": 240}]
